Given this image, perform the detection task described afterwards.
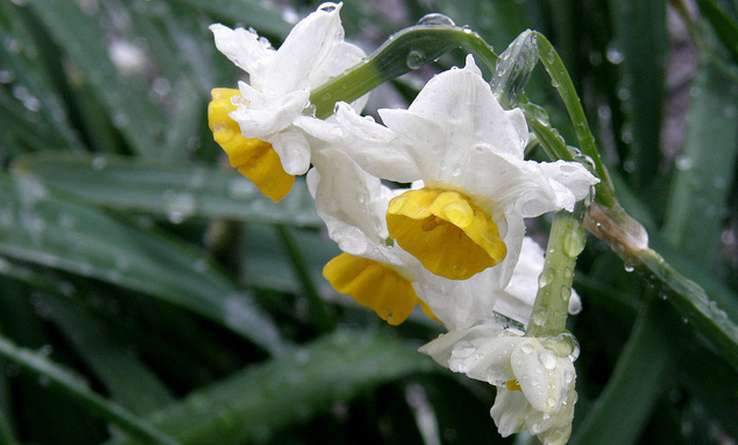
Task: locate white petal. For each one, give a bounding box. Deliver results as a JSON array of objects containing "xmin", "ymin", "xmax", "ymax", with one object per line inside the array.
[
  {"xmin": 377, "ymin": 108, "xmax": 446, "ymax": 180},
  {"xmin": 511, "ymin": 340, "xmax": 575, "ymax": 414},
  {"xmin": 495, "ymin": 237, "xmax": 544, "ymax": 323},
  {"xmin": 267, "ymin": 127, "xmax": 311, "ymax": 175},
  {"xmin": 308, "ymin": 41, "xmax": 366, "ymax": 90},
  {"xmin": 490, "ymin": 389, "xmax": 531, "ymax": 437},
  {"xmin": 455, "ymin": 150, "xmax": 596, "ymax": 218},
  {"xmin": 538, "ymin": 161, "xmax": 599, "ymax": 203},
  {"xmin": 414, "ymin": 267, "xmax": 504, "ymax": 330},
  {"xmin": 490, "ymin": 213, "xmax": 527, "ymax": 290},
  {"xmin": 209, "ymin": 24, "xmax": 274, "ymax": 75},
  {"xmin": 333, "ymin": 103, "xmax": 421, "ymax": 182},
  {"xmin": 419, "ymin": 326, "xmax": 522, "ymax": 385},
  {"xmin": 310, "ymin": 148, "xmax": 392, "ymax": 255},
  {"xmin": 380, "ymin": 58, "xmax": 528, "ymax": 184},
  {"xmin": 264, "ymin": 3, "xmax": 345, "ymax": 94},
  {"xmin": 231, "ymin": 81, "xmax": 309, "ymax": 138},
  {"xmin": 510, "ymin": 339, "xmax": 551, "ymax": 413}
]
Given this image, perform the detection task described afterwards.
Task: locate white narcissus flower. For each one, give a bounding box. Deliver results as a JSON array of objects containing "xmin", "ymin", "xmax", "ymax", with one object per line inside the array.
[
  {"xmin": 419, "ymin": 326, "xmax": 579, "ymax": 445},
  {"xmin": 309, "ymin": 148, "xmax": 506, "ymax": 326},
  {"xmin": 207, "ymin": 2, "xmax": 365, "ymax": 202},
  {"xmin": 323, "ymin": 55, "xmax": 597, "ymax": 282},
  {"xmin": 308, "ymin": 148, "xmax": 583, "ymax": 330}
]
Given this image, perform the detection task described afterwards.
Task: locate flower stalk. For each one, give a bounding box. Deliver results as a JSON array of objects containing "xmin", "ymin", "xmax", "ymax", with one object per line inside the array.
[{"xmin": 527, "ymin": 209, "xmax": 586, "ymax": 337}]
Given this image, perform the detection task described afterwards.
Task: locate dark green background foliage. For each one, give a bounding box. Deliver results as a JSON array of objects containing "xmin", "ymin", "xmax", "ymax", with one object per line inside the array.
[{"xmin": 0, "ymin": 0, "xmax": 737, "ymax": 444}]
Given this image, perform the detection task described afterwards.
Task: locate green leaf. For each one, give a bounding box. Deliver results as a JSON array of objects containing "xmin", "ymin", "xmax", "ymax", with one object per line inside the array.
[
  {"xmin": 696, "ymin": 0, "xmax": 738, "ymax": 63},
  {"xmin": 0, "ymin": 173, "xmax": 288, "ymax": 355},
  {"xmin": 571, "ymin": 298, "xmax": 671, "ymax": 445},
  {"xmin": 12, "ymin": 153, "xmax": 321, "ymax": 227},
  {"xmin": 0, "ymin": 332, "xmax": 178, "ymax": 445},
  {"xmin": 26, "ymin": 0, "xmax": 164, "ymax": 157},
  {"xmin": 108, "ymin": 329, "xmax": 434, "ymax": 445},
  {"xmin": 171, "ymin": 0, "xmax": 291, "ymax": 37},
  {"xmin": 663, "ymin": 57, "xmax": 738, "ymax": 273},
  {"xmin": 38, "ymin": 294, "xmax": 174, "ymax": 414},
  {"xmin": 610, "ymin": 0, "xmax": 668, "ymax": 187}
]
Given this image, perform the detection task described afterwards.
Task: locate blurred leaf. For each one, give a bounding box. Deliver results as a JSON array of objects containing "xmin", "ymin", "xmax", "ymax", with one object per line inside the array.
[
  {"xmin": 0, "ymin": 332, "xmax": 178, "ymax": 445},
  {"xmin": 0, "ymin": 173, "xmax": 288, "ymax": 355},
  {"xmin": 242, "ymin": 224, "xmax": 336, "ymax": 294},
  {"xmin": 663, "ymin": 57, "xmax": 738, "ymax": 273},
  {"xmin": 109, "ymin": 329, "xmax": 433, "ymax": 445},
  {"xmin": 610, "ymin": 0, "xmax": 668, "ymax": 187},
  {"xmin": 571, "ymin": 298, "xmax": 671, "ymax": 445},
  {"xmin": 696, "ymin": 0, "xmax": 738, "ymax": 63},
  {"xmin": 275, "ymin": 225, "xmax": 335, "ymax": 331},
  {"xmin": 0, "ymin": 276, "xmax": 105, "ymax": 444},
  {"xmin": 38, "ymin": 293, "xmax": 174, "ymax": 414},
  {"xmin": 26, "ymin": 0, "xmax": 164, "ymax": 157},
  {"xmin": 0, "ymin": 408, "xmax": 14, "ymax": 445},
  {"xmin": 0, "ymin": 2, "xmax": 86, "ymax": 152},
  {"xmin": 13, "ymin": 152, "xmax": 321, "ymax": 227},
  {"xmin": 172, "ymin": 0, "xmax": 290, "ymax": 37}
]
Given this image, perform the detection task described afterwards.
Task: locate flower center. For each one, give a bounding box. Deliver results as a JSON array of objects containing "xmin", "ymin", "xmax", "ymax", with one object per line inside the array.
[
  {"xmin": 386, "ymin": 188, "xmax": 506, "ymax": 280},
  {"xmin": 208, "ymin": 88, "xmax": 294, "ymax": 202},
  {"xmin": 323, "ymin": 253, "xmax": 436, "ymax": 325},
  {"xmin": 505, "ymin": 379, "xmax": 522, "ymax": 391}
]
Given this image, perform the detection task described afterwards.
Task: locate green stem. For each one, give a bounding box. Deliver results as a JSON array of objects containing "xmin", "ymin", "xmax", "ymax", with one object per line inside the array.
[
  {"xmin": 0, "ymin": 335, "xmax": 178, "ymax": 445},
  {"xmin": 275, "ymin": 225, "xmax": 335, "ymax": 332},
  {"xmin": 310, "ymin": 25, "xmax": 497, "ymax": 118},
  {"xmin": 527, "ymin": 211, "xmax": 586, "ymax": 337},
  {"xmin": 532, "ymin": 32, "xmax": 616, "ymax": 207}
]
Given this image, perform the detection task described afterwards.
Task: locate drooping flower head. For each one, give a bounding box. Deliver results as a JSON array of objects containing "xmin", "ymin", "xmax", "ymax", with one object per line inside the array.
[
  {"xmin": 208, "ymin": 2, "xmax": 366, "ymax": 201},
  {"xmin": 420, "ymin": 326, "xmax": 579, "ymax": 445},
  {"xmin": 328, "ymin": 55, "xmax": 597, "ymax": 281}
]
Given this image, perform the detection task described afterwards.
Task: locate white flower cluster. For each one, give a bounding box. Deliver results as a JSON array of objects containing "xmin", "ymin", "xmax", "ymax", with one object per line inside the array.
[{"xmin": 208, "ymin": 4, "xmax": 598, "ymax": 444}]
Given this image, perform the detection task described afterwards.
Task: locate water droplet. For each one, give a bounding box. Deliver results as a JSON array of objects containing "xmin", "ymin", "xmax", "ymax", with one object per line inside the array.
[
  {"xmin": 624, "ymin": 264, "xmax": 634, "ymax": 273},
  {"xmin": 606, "ymin": 44, "xmax": 624, "ymax": 64},
  {"xmin": 163, "ymin": 191, "xmax": 195, "ymax": 224},
  {"xmin": 151, "ymin": 77, "xmax": 171, "ymax": 98},
  {"xmin": 538, "ymin": 350, "xmax": 557, "ymax": 370},
  {"xmin": 675, "ymin": 155, "xmax": 693, "ymax": 171},
  {"xmin": 520, "ymin": 342, "xmax": 534, "ymax": 354},
  {"xmin": 317, "ymin": 2, "xmax": 337, "ymax": 12},
  {"xmin": 559, "ymin": 285, "xmax": 571, "ymax": 301},
  {"xmin": 563, "ymin": 229, "xmax": 586, "ymax": 257},
  {"xmin": 406, "ymin": 50, "xmax": 425, "ymax": 70},
  {"xmin": 0, "ymin": 70, "xmax": 14, "ymax": 84},
  {"xmin": 112, "ymin": 113, "xmax": 129, "ymax": 128},
  {"xmin": 417, "ymin": 13, "xmax": 455, "ymax": 27},
  {"xmin": 538, "ymin": 269, "xmax": 553, "ymax": 288},
  {"xmin": 281, "ymin": 7, "xmax": 299, "ymax": 24},
  {"xmin": 91, "ymin": 155, "xmax": 107, "ymax": 170}
]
